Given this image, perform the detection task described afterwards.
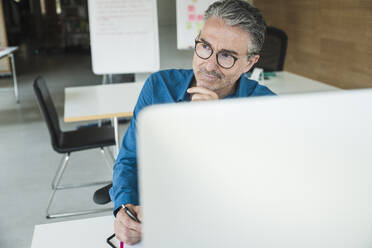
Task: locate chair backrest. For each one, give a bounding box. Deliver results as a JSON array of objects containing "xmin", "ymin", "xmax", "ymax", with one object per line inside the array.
[
  {"xmin": 252, "ymin": 26, "xmax": 288, "ymax": 72},
  {"xmin": 33, "ymin": 77, "xmax": 62, "ymax": 152}
]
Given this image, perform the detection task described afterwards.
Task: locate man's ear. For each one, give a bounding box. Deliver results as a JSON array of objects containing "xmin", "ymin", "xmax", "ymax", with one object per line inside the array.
[{"xmin": 244, "ymin": 55, "xmax": 260, "ymax": 73}]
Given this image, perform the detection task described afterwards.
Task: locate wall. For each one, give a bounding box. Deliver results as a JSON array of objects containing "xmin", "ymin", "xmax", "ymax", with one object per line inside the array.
[
  {"xmin": 158, "ymin": 0, "xmax": 177, "ymax": 26},
  {"xmin": 0, "ymin": 0, "xmax": 10, "ymax": 74},
  {"xmin": 254, "ymin": 0, "xmax": 372, "ymax": 89},
  {"xmin": 157, "ymin": 0, "xmax": 254, "ymax": 27}
]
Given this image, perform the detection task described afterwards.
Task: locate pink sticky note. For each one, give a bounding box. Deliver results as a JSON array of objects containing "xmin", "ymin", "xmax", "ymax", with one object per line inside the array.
[
  {"xmin": 197, "ymin": 14, "xmax": 203, "ymax": 21},
  {"xmin": 189, "ymin": 14, "xmax": 196, "ymax": 21},
  {"xmin": 188, "ymin": 5, "xmax": 195, "ymax": 12}
]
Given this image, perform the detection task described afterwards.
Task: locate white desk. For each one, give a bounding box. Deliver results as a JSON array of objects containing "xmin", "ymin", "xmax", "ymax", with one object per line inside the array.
[
  {"xmin": 261, "ymin": 71, "xmax": 339, "ymax": 94},
  {"xmin": 64, "ymin": 82, "xmax": 144, "ymax": 155},
  {"xmin": 31, "ymin": 215, "xmax": 141, "ymax": 248},
  {"xmin": 0, "ymin": 46, "xmax": 19, "ymax": 103}
]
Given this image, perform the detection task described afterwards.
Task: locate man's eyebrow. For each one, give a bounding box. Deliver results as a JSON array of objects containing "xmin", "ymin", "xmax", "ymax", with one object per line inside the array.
[
  {"xmin": 220, "ymin": 49, "xmax": 238, "ymax": 56},
  {"xmin": 199, "ymin": 38, "xmax": 211, "ymax": 46},
  {"xmin": 199, "ymin": 38, "xmax": 239, "ymax": 55}
]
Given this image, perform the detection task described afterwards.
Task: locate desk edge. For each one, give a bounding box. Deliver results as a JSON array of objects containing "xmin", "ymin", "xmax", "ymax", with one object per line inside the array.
[{"xmin": 64, "ymin": 112, "xmax": 133, "ymax": 123}]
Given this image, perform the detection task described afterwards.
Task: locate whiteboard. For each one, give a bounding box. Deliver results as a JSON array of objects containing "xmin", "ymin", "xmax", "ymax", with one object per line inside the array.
[
  {"xmin": 88, "ymin": 0, "xmax": 160, "ymax": 75},
  {"xmin": 176, "ymin": 0, "xmax": 215, "ymax": 50}
]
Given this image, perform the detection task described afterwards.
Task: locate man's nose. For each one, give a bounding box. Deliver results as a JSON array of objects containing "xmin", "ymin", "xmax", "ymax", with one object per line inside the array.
[{"xmin": 204, "ymin": 54, "xmax": 219, "ymax": 71}]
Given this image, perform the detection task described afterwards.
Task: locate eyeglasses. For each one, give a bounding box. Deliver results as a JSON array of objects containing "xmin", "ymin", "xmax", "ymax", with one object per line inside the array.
[{"xmin": 194, "ymin": 40, "xmax": 244, "ymax": 69}]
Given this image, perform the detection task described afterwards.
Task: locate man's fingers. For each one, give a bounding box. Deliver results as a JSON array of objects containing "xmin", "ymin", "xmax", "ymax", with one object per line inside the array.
[
  {"xmin": 118, "ymin": 226, "xmax": 141, "ymax": 241},
  {"xmin": 187, "ymin": 86, "xmax": 218, "ymax": 97},
  {"xmin": 117, "ymin": 209, "xmax": 142, "ymax": 232},
  {"xmin": 114, "ymin": 213, "xmax": 141, "ymax": 245},
  {"xmin": 114, "ymin": 217, "xmax": 126, "ymax": 242},
  {"xmin": 114, "ymin": 205, "xmax": 142, "ymax": 245},
  {"xmin": 115, "ymin": 224, "xmax": 141, "ymax": 245},
  {"xmin": 191, "ymin": 93, "xmax": 212, "ymax": 101},
  {"xmin": 187, "ymin": 86, "xmax": 210, "ymax": 94},
  {"xmin": 187, "ymin": 87, "xmax": 219, "ymax": 101}
]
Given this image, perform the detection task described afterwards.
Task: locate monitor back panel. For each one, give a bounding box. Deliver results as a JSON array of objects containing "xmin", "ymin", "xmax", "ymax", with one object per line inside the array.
[{"xmin": 138, "ymin": 89, "xmax": 372, "ymax": 248}]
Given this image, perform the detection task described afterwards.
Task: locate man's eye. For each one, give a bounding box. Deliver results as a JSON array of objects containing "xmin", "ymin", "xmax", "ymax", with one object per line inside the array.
[
  {"xmin": 202, "ymin": 44, "xmax": 211, "ymax": 50},
  {"xmin": 220, "ymin": 52, "xmax": 233, "ymax": 59}
]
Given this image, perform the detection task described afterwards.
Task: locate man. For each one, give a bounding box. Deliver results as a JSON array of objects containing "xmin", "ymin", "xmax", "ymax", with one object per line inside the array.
[{"xmin": 110, "ymin": 0, "xmax": 274, "ymax": 244}]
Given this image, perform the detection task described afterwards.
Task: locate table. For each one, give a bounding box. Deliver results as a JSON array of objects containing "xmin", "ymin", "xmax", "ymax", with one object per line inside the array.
[
  {"xmin": 64, "ymin": 81, "xmax": 144, "ymax": 156},
  {"xmin": 30, "ymin": 215, "xmax": 142, "ymax": 248},
  {"xmin": 261, "ymin": 71, "xmax": 339, "ymax": 94},
  {"xmin": 0, "ymin": 46, "xmax": 19, "ymax": 103}
]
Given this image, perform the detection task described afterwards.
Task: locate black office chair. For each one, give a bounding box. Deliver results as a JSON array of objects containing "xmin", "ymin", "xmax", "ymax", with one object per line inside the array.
[
  {"xmin": 252, "ymin": 26, "xmax": 288, "ymax": 72},
  {"xmin": 33, "ymin": 77, "xmax": 115, "ymax": 219}
]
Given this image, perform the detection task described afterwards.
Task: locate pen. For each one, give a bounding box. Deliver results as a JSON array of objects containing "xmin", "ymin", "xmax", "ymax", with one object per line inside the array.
[
  {"xmin": 122, "ymin": 204, "xmax": 141, "ymax": 223},
  {"xmin": 120, "ymin": 204, "xmax": 141, "ymax": 248}
]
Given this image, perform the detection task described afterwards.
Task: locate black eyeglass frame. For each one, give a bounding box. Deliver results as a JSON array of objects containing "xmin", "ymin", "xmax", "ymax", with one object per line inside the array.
[{"xmin": 194, "ymin": 40, "xmax": 241, "ymax": 69}]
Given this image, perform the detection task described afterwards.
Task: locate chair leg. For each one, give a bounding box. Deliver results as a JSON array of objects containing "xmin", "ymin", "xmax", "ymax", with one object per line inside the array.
[
  {"xmin": 51, "ymin": 153, "xmax": 70, "ymax": 190},
  {"xmin": 101, "ymin": 147, "xmax": 115, "ymax": 170},
  {"xmin": 47, "ymin": 153, "xmax": 69, "ymax": 218},
  {"xmin": 105, "ymin": 146, "xmax": 115, "ymax": 163},
  {"xmin": 46, "ymin": 153, "xmax": 113, "ymax": 219}
]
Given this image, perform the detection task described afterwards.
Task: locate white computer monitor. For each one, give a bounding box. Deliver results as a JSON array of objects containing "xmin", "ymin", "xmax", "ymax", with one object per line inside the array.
[{"xmin": 137, "ymin": 89, "xmax": 372, "ymax": 248}]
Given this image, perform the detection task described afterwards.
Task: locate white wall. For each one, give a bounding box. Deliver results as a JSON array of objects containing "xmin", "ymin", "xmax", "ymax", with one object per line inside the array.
[{"xmin": 157, "ymin": 0, "xmax": 254, "ymax": 27}]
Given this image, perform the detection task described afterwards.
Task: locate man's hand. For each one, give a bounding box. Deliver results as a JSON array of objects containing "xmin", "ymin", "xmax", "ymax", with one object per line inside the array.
[
  {"xmin": 114, "ymin": 204, "xmax": 142, "ymax": 245},
  {"xmin": 187, "ymin": 87, "xmax": 219, "ymax": 101}
]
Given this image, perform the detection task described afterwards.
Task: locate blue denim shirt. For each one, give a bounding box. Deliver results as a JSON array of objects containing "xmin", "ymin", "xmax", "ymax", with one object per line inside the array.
[{"xmin": 109, "ymin": 69, "xmax": 275, "ymax": 212}]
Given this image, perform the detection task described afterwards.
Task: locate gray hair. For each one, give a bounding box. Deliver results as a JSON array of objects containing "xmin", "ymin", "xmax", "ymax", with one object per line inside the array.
[{"xmin": 204, "ymin": 0, "xmax": 267, "ymax": 57}]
